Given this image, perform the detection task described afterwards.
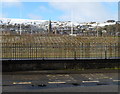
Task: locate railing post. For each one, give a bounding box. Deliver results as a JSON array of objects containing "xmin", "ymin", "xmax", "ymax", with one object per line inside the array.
[{"xmin": 105, "ymin": 45, "xmax": 107, "ymax": 59}]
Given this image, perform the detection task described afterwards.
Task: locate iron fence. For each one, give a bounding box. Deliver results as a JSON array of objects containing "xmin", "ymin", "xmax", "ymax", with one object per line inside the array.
[{"xmin": 1, "ymin": 35, "xmax": 119, "ymax": 60}]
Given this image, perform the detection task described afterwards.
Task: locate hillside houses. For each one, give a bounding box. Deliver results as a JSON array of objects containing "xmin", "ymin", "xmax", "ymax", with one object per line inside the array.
[{"xmin": 0, "ymin": 18, "xmax": 119, "ymax": 36}]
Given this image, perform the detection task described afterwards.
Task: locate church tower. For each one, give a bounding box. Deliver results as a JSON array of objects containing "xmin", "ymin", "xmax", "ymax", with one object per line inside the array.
[{"xmin": 48, "ymin": 20, "xmax": 52, "ymax": 33}]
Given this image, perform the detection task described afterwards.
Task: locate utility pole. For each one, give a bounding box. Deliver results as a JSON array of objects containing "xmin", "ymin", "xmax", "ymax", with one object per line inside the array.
[
  {"xmin": 30, "ymin": 23, "xmax": 32, "ymax": 34},
  {"xmin": 71, "ymin": 22, "xmax": 74, "ymax": 35},
  {"xmin": 96, "ymin": 23, "xmax": 99, "ymax": 37},
  {"xmin": 19, "ymin": 6, "xmax": 22, "ymax": 35},
  {"xmin": 20, "ymin": 24, "xmax": 22, "ymax": 35},
  {"xmin": 70, "ymin": 9, "xmax": 74, "ymax": 35}
]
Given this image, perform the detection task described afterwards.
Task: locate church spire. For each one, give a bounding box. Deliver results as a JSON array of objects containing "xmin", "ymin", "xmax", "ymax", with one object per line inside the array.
[{"xmin": 48, "ymin": 19, "xmax": 52, "ymax": 33}]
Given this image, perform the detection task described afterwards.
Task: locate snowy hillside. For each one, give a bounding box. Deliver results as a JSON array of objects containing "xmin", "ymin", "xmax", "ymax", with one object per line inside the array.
[
  {"xmin": 0, "ymin": 18, "xmax": 48, "ymax": 25},
  {"xmin": 0, "ymin": 18, "xmax": 118, "ymax": 36},
  {"xmin": 0, "ymin": 18, "xmax": 116, "ymax": 27}
]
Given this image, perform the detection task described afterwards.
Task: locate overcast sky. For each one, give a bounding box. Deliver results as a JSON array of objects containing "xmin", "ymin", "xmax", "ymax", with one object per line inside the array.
[{"xmin": 1, "ymin": 0, "xmax": 119, "ymax": 22}]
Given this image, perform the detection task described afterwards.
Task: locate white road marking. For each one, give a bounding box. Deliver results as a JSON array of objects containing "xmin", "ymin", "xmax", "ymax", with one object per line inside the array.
[
  {"xmin": 13, "ymin": 82, "xmax": 31, "ymax": 85},
  {"xmin": 59, "ymin": 75, "xmax": 63, "ymax": 76},
  {"xmin": 89, "ymin": 78, "xmax": 92, "ymax": 79},
  {"xmin": 82, "ymin": 81, "xmax": 99, "ymax": 83},
  {"xmin": 65, "ymin": 75, "xmax": 69, "ymax": 77},
  {"xmin": 48, "ymin": 82, "xmax": 66, "ymax": 84},
  {"xmin": 113, "ymin": 80, "xmax": 120, "ymax": 82}
]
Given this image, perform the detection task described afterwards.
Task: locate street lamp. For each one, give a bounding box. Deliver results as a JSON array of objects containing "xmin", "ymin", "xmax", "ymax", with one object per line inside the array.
[{"xmin": 96, "ymin": 23, "xmax": 99, "ymax": 37}]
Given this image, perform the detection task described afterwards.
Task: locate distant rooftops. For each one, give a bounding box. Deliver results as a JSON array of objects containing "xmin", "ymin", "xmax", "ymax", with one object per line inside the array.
[{"xmin": 107, "ymin": 20, "xmax": 115, "ymax": 23}]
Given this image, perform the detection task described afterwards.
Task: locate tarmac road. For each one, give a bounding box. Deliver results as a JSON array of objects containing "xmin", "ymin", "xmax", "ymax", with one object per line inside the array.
[{"xmin": 1, "ymin": 69, "xmax": 120, "ymax": 92}]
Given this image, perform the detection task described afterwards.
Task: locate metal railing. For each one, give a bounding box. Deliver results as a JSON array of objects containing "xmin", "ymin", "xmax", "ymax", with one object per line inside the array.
[{"xmin": 1, "ymin": 35, "xmax": 119, "ymax": 60}]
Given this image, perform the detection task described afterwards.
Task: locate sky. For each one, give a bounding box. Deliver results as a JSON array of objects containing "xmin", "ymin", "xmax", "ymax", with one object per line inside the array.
[{"xmin": 1, "ymin": 0, "xmax": 119, "ymax": 22}]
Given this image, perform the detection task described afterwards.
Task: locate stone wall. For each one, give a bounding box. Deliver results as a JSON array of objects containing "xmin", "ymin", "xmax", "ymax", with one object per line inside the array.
[{"xmin": 2, "ymin": 59, "xmax": 120, "ymax": 72}]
